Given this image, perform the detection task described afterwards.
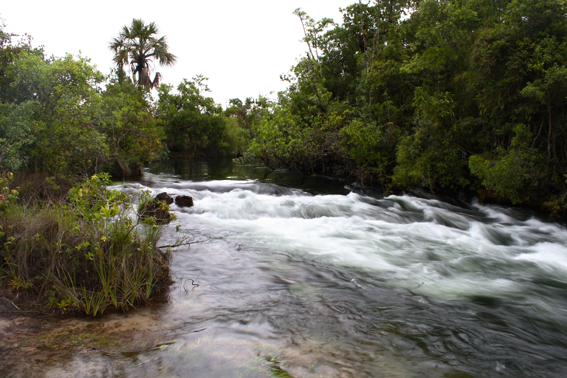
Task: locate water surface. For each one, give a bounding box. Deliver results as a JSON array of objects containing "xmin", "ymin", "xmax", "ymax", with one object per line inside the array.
[{"xmin": 7, "ymin": 158, "xmax": 567, "ymax": 377}]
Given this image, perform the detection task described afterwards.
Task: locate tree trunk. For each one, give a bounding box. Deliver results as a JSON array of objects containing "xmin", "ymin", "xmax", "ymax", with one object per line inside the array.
[
  {"xmin": 111, "ymin": 159, "xmax": 143, "ymax": 179},
  {"xmin": 548, "ymin": 102, "xmax": 552, "ymax": 160}
]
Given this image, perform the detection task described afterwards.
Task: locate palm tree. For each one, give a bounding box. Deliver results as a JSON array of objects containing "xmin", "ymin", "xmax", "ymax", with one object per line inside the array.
[{"xmin": 110, "ymin": 19, "xmax": 176, "ymax": 89}]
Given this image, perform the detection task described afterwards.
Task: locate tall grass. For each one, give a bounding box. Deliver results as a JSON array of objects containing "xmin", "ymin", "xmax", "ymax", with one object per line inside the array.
[{"xmin": 0, "ymin": 173, "xmax": 171, "ymax": 316}]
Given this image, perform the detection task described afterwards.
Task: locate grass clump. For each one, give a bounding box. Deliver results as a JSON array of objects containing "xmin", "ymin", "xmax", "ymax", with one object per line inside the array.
[
  {"xmin": 138, "ymin": 191, "xmax": 177, "ymax": 225},
  {"xmin": 0, "ymin": 172, "xmax": 171, "ymax": 316}
]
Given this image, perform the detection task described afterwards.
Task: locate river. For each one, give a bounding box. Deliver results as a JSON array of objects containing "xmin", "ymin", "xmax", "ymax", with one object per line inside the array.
[{"xmin": 4, "ymin": 158, "xmax": 567, "ymax": 377}]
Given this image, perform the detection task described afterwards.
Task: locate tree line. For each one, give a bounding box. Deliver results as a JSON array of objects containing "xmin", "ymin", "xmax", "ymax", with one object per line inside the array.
[
  {"xmin": 243, "ymin": 0, "xmax": 567, "ymax": 215},
  {"xmin": 0, "ymin": 18, "xmax": 247, "ymax": 180},
  {"xmin": 2, "ymin": 1, "xmax": 567, "ymax": 216}
]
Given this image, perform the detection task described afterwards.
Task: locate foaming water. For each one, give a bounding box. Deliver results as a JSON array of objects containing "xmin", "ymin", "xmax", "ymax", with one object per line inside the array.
[
  {"xmin": 145, "ymin": 180, "xmax": 566, "ymax": 309},
  {"xmin": 14, "ymin": 159, "xmax": 566, "ymax": 378}
]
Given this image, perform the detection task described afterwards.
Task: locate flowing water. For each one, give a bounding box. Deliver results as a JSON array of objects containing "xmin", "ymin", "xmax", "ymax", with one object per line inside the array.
[{"xmin": 5, "ymin": 159, "xmax": 567, "ymax": 377}]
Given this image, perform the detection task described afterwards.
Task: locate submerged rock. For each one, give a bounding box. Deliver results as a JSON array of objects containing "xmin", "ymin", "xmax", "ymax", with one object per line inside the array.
[{"xmin": 175, "ymin": 195, "xmax": 194, "ymax": 207}]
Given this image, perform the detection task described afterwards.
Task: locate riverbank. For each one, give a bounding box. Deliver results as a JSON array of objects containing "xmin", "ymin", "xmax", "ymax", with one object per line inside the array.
[
  {"xmin": 0, "ymin": 303, "xmax": 172, "ymax": 378},
  {"xmin": 0, "ymin": 173, "xmax": 174, "ymax": 317}
]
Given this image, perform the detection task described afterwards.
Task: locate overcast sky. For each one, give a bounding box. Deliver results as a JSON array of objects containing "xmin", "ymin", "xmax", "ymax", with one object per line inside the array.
[{"xmin": 1, "ymin": 0, "xmax": 354, "ymax": 106}]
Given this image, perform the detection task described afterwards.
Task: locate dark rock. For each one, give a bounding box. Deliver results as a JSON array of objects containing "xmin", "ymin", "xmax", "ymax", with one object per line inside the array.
[
  {"xmin": 175, "ymin": 195, "xmax": 194, "ymax": 207},
  {"xmin": 139, "ymin": 201, "xmax": 173, "ymax": 224},
  {"xmin": 155, "ymin": 192, "xmax": 173, "ymax": 205}
]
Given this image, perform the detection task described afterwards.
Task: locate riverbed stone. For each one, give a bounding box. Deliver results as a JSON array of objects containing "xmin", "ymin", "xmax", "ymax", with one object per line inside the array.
[
  {"xmin": 175, "ymin": 195, "xmax": 194, "ymax": 207},
  {"xmin": 0, "ymin": 319, "xmax": 11, "ymax": 335},
  {"xmin": 155, "ymin": 192, "xmax": 174, "ymax": 205},
  {"xmin": 139, "ymin": 200, "xmax": 173, "ymax": 224}
]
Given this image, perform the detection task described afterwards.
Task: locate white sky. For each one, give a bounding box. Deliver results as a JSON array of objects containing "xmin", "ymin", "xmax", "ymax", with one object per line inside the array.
[{"xmin": 1, "ymin": 0, "xmax": 353, "ymax": 107}]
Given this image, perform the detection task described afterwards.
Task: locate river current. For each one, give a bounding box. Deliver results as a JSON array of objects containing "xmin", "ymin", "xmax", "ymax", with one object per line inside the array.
[{"xmin": 18, "ymin": 159, "xmax": 567, "ymax": 377}]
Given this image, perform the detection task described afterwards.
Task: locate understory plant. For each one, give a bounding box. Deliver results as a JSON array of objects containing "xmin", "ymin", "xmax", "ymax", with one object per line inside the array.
[{"xmin": 0, "ymin": 173, "xmax": 171, "ymax": 316}]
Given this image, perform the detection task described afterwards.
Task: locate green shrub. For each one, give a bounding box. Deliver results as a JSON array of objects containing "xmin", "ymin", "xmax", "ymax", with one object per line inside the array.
[
  {"xmin": 469, "ymin": 125, "xmax": 544, "ymax": 204},
  {"xmin": 0, "ymin": 173, "xmax": 171, "ymax": 316}
]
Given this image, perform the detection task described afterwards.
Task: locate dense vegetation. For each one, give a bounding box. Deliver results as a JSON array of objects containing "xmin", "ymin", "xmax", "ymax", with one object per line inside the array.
[
  {"xmin": 1, "ymin": 173, "xmax": 171, "ymax": 315},
  {"xmin": 244, "ymin": 0, "xmax": 567, "ymax": 215},
  {"xmin": 0, "ymin": 19, "xmax": 247, "ymax": 178}
]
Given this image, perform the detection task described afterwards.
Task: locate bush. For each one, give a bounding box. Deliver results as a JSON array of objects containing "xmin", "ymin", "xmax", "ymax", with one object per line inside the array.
[
  {"xmin": 0, "ymin": 173, "xmax": 171, "ymax": 316},
  {"xmin": 469, "ymin": 125, "xmax": 544, "ymax": 204}
]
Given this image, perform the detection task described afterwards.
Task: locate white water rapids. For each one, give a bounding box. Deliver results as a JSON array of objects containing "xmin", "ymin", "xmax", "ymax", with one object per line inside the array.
[{"xmin": 135, "ymin": 176, "xmax": 567, "ymax": 327}]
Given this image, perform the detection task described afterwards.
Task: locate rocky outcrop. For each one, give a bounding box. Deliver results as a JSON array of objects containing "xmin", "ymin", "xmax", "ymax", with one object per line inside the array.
[
  {"xmin": 139, "ymin": 194, "xmax": 174, "ymax": 224},
  {"xmin": 175, "ymin": 195, "xmax": 194, "ymax": 207},
  {"xmin": 155, "ymin": 192, "xmax": 174, "ymax": 205},
  {"xmin": 138, "ymin": 193, "xmax": 194, "ymax": 223}
]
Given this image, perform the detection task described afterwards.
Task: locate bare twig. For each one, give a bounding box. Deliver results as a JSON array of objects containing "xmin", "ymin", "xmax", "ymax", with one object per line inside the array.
[
  {"xmin": 0, "ymin": 297, "xmax": 20, "ymax": 310},
  {"xmin": 114, "ymin": 341, "xmax": 177, "ymax": 357},
  {"xmin": 157, "ymin": 239, "xmax": 206, "ymax": 249},
  {"xmin": 0, "ymin": 310, "xmax": 44, "ymax": 314}
]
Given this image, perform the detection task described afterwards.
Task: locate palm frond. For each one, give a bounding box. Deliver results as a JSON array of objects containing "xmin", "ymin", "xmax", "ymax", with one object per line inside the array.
[{"xmin": 109, "ymin": 18, "xmax": 176, "ymax": 88}]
